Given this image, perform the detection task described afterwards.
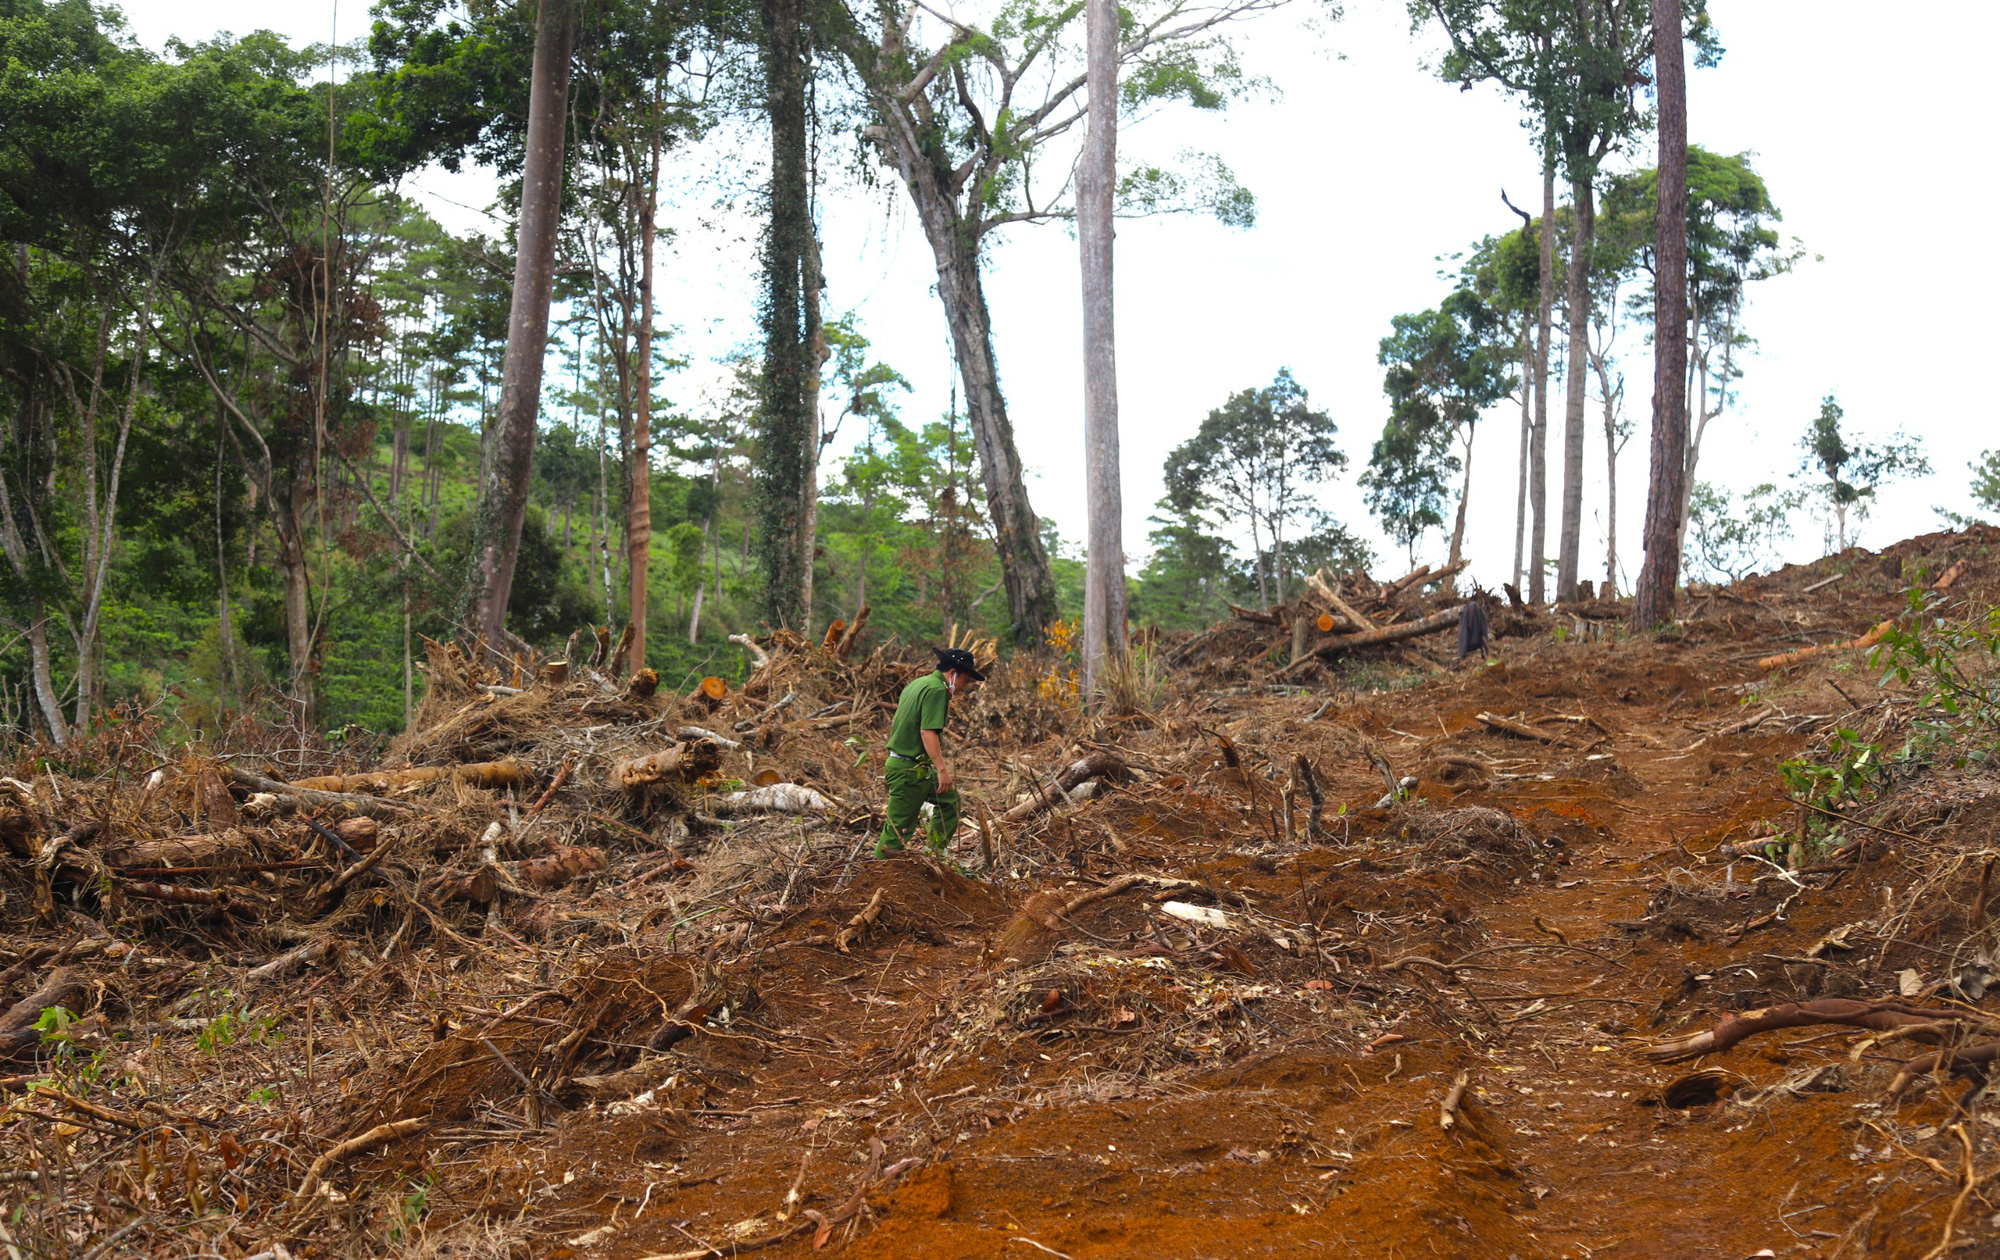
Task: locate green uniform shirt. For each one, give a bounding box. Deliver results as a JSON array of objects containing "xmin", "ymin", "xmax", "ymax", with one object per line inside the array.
[{"xmin": 887, "ymin": 670, "xmax": 950, "ymax": 760}]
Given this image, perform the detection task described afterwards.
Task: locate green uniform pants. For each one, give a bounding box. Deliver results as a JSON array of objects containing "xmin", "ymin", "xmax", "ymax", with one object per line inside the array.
[{"xmin": 877, "ymin": 756, "xmax": 960, "ymax": 857}]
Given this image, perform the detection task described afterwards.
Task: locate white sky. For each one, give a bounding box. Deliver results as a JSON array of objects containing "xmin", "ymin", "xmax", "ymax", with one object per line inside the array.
[{"xmin": 115, "ymin": 0, "xmax": 2000, "ymax": 591}]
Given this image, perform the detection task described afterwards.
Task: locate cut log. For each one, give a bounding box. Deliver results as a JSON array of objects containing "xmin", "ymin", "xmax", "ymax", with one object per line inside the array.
[
  {"xmin": 1756, "ymin": 619, "xmax": 1896, "ymax": 672},
  {"xmin": 1386, "ymin": 560, "xmax": 1468, "ymax": 598},
  {"xmin": 338, "ymin": 817, "xmax": 380, "ymax": 850},
  {"xmin": 540, "ymin": 659, "xmax": 570, "ymax": 686},
  {"xmin": 1315, "ymin": 613, "xmax": 1336, "ymax": 633},
  {"xmin": 1278, "ymin": 609, "xmax": 1460, "ymax": 676},
  {"xmin": 1801, "ymin": 572, "xmax": 1846, "ymax": 595},
  {"xmin": 609, "ymin": 740, "xmax": 723, "ymax": 791},
  {"xmin": 1308, "ymin": 569, "xmax": 1378, "ymax": 632},
  {"xmin": 712, "ymin": 783, "xmax": 833, "ymax": 816},
  {"xmin": 1933, "ymin": 559, "xmax": 1970, "ymax": 591},
  {"xmin": 1001, "ymin": 752, "xmax": 1129, "ymax": 823},
  {"xmin": 822, "ymin": 619, "xmax": 847, "ymax": 650},
  {"xmin": 687, "ymin": 675, "xmax": 728, "ymax": 712},
  {"xmin": 626, "ymin": 668, "xmax": 660, "ymax": 700},
  {"xmin": 291, "ymin": 760, "xmax": 529, "ymax": 795},
  {"xmin": 0, "ymin": 967, "xmax": 85, "ymax": 1061}
]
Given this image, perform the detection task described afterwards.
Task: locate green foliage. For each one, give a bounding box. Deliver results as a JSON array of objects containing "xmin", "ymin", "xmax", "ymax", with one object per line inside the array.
[
  {"xmin": 1971, "ymin": 451, "xmax": 2000, "ymax": 518},
  {"xmin": 1685, "ymin": 481, "xmax": 1804, "ymax": 583},
  {"xmin": 1163, "ymin": 370, "xmax": 1351, "ymax": 608},
  {"xmin": 1800, "ymin": 395, "xmax": 1929, "ymax": 551}
]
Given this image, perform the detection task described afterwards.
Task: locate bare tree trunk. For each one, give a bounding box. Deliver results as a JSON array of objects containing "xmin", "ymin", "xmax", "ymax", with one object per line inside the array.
[
  {"xmin": 799, "ymin": 230, "xmax": 828, "ymax": 635},
  {"xmin": 1446, "ymin": 426, "xmax": 1476, "ymax": 584},
  {"xmin": 24, "ymin": 607, "xmax": 67, "ymax": 744},
  {"xmin": 214, "ymin": 421, "xmax": 235, "ymax": 700},
  {"xmin": 472, "ymin": 0, "xmax": 575, "ymax": 646},
  {"xmin": 1513, "ymin": 321, "xmax": 1530, "ymax": 591},
  {"xmin": 628, "ymin": 115, "xmax": 659, "ymax": 674},
  {"xmin": 1556, "ymin": 175, "xmax": 1595, "ymax": 603},
  {"xmin": 866, "ymin": 104, "xmax": 1058, "ymax": 643},
  {"xmin": 277, "ymin": 503, "xmax": 313, "ymax": 708},
  {"xmin": 1633, "ymin": 0, "xmax": 1689, "ymax": 631},
  {"xmin": 1531, "ymin": 159, "xmax": 1555, "ymax": 605},
  {"xmin": 1600, "ymin": 366, "xmax": 1619, "ymax": 598},
  {"xmin": 1078, "ymin": 0, "xmax": 1126, "ymax": 701}
]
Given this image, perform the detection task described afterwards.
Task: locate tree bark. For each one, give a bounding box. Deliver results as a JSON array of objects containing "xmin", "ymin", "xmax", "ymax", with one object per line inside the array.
[
  {"xmin": 865, "ymin": 91, "xmax": 1058, "ymax": 644},
  {"xmin": 1513, "ymin": 321, "xmax": 1530, "ymax": 592},
  {"xmin": 1078, "ymin": 0, "xmax": 1126, "ymax": 702},
  {"xmin": 628, "ymin": 111, "xmax": 660, "ymax": 674},
  {"xmin": 799, "ymin": 229, "xmax": 828, "ymax": 635},
  {"xmin": 758, "ymin": 0, "xmax": 811, "ymax": 628},
  {"xmin": 1556, "ymin": 175, "xmax": 1595, "ymax": 603},
  {"xmin": 1633, "ymin": 0, "xmax": 1689, "ymax": 632},
  {"xmin": 1531, "ymin": 159, "xmax": 1555, "ymax": 604},
  {"xmin": 472, "ymin": 0, "xmax": 575, "ymax": 647}
]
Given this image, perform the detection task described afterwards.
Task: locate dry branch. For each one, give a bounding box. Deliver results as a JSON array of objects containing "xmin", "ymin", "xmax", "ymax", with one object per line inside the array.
[
  {"xmin": 1476, "ymin": 712, "xmax": 1573, "ymax": 745},
  {"xmin": 294, "ymin": 1117, "xmax": 428, "ymax": 1199},
  {"xmin": 1280, "ymin": 610, "xmax": 1460, "ymax": 676},
  {"xmin": 1643, "ymin": 999, "xmax": 1989, "ymax": 1064},
  {"xmin": 1439, "ymin": 1068, "xmax": 1471, "ymax": 1131},
  {"xmin": 729, "ymin": 633, "xmax": 770, "ymax": 669},
  {"xmin": 1000, "ymin": 752, "xmax": 1128, "ymax": 823},
  {"xmin": 836, "ymin": 888, "xmax": 885, "ymax": 953},
  {"xmin": 712, "ymin": 784, "xmax": 832, "ymax": 816}
]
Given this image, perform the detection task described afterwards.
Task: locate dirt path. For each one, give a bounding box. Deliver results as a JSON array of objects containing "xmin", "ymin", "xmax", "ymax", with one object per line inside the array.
[{"xmin": 510, "ymin": 625, "xmax": 1953, "ymax": 1260}]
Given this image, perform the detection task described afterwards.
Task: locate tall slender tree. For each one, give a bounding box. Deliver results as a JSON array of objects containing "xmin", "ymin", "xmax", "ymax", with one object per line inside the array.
[
  {"xmin": 1078, "ymin": 0, "xmax": 1126, "ymax": 700},
  {"xmin": 1634, "ymin": 0, "xmax": 1692, "ymax": 627},
  {"xmin": 472, "ymin": 0, "xmax": 577, "ymax": 648}
]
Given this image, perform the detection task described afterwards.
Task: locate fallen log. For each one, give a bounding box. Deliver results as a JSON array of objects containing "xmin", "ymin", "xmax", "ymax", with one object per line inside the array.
[
  {"xmin": 1801, "ymin": 572, "xmax": 1846, "ymax": 595},
  {"xmin": 1756, "ymin": 619, "xmax": 1896, "ymax": 672},
  {"xmin": 291, "ymin": 759, "xmax": 529, "ymax": 795},
  {"xmin": 106, "ymin": 831, "xmax": 250, "ymax": 868},
  {"xmin": 1000, "ymin": 751, "xmax": 1129, "ymax": 823},
  {"xmin": 1278, "ymin": 609, "xmax": 1460, "ymax": 676},
  {"xmin": 712, "ymin": 783, "xmax": 832, "ymax": 816},
  {"xmin": 1476, "ymin": 711, "xmax": 1573, "ymax": 746},
  {"xmin": 1228, "ymin": 602, "xmax": 1282, "ymax": 626},
  {"xmin": 1933, "ymin": 559, "xmax": 1970, "ymax": 591},
  {"xmin": 0, "ymin": 967, "xmax": 85, "ymax": 1061},
  {"xmin": 608, "ymin": 740, "xmax": 723, "ymax": 791},
  {"xmin": 1644, "ymin": 999, "xmax": 1988, "ymax": 1064},
  {"xmin": 226, "ymin": 767, "xmax": 416, "ymax": 819},
  {"xmin": 516, "ymin": 846, "xmax": 606, "ymax": 890},
  {"xmin": 993, "ymin": 872, "xmax": 1212, "ymax": 964}
]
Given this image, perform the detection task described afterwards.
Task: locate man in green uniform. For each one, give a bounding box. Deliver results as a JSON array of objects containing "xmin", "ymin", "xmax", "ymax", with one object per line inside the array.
[{"xmin": 876, "ymin": 646, "xmax": 983, "ymax": 857}]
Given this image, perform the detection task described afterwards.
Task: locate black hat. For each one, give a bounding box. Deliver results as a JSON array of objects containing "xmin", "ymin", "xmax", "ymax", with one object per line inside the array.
[{"xmin": 932, "ymin": 645, "xmax": 986, "ymax": 680}]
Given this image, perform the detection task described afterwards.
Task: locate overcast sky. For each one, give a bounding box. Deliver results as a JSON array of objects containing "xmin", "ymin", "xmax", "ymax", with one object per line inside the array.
[{"xmin": 115, "ymin": 0, "xmax": 1997, "ymax": 591}]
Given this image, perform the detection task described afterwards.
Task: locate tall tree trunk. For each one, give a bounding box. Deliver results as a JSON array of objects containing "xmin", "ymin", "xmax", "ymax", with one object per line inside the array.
[
  {"xmin": 628, "ymin": 117, "xmax": 660, "ymax": 674},
  {"xmin": 1600, "ymin": 368, "xmax": 1619, "ymax": 598},
  {"xmin": 757, "ymin": 0, "xmax": 811, "ymax": 629},
  {"xmin": 1513, "ymin": 321, "xmax": 1530, "ymax": 591},
  {"xmin": 1531, "ymin": 159, "xmax": 1555, "ymax": 605},
  {"xmin": 24, "ymin": 605, "xmax": 67, "ymax": 744},
  {"xmin": 1078, "ymin": 0, "xmax": 1125, "ymax": 701},
  {"xmin": 1556, "ymin": 175, "xmax": 1595, "ymax": 603},
  {"xmin": 1633, "ymin": 0, "xmax": 1689, "ymax": 631},
  {"xmin": 1447, "ymin": 426, "xmax": 1476, "ymax": 580},
  {"xmin": 798, "ymin": 230, "xmax": 828, "ymax": 634},
  {"xmin": 277, "ymin": 503, "xmax": 313, "ymax": 711},
  {"xmin": 472, "ymin": 0, "xmax": 575, "ymax": 647},
  {"xmin": 214, "ymin": 420, "xmax": 236, "ymax": 701},
  {"xmin": 866, "ymin": 102, "xmax": 1058, "ymax": 643}
]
